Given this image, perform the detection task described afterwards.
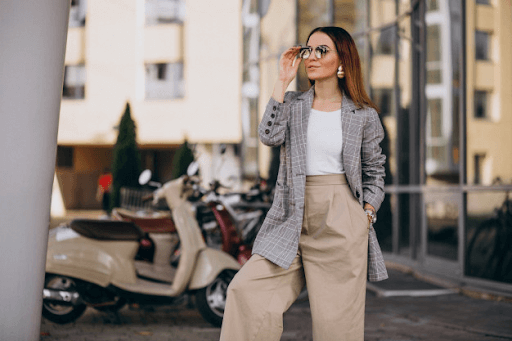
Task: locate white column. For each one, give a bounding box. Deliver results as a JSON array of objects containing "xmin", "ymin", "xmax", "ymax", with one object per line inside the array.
[{"xmin": 0, "ymin": 1, "xmax": 70, "ymax": 339}]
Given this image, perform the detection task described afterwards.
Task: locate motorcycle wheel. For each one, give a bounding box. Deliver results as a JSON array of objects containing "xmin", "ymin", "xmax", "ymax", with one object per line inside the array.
[
  {"xmin": 195, "ymin": 270, "xmax": 235, "ymax": 327},
  {"xmin": 42, "ymin": 275, "xmax": 87, "ymax": 324}
]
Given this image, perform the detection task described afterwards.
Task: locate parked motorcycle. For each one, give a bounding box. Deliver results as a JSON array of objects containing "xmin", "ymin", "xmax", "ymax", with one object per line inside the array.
[{"xmin": 43, "ymin": 175, "xmax": 240, "ymax": 327}]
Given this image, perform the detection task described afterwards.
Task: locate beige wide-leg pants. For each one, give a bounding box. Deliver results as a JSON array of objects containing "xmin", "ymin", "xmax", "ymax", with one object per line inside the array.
[{"xmin": 219, "ymin": 174, "xmax": 369, "ymax": 341}]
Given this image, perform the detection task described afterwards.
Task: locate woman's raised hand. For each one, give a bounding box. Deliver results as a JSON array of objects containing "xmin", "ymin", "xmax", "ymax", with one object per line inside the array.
[
  {"xmin": 278, "ymin": 46, "xmax": 302, "ymax": 84},
  {"xmin": 272, "ymin": 46, "xmax": 302, "ymax": 103}
]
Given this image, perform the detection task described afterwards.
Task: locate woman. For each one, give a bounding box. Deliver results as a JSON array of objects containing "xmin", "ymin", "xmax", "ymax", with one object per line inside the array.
[{"xmin": 220, "ymin": 26, "xmax": 388, "ymax": 341}]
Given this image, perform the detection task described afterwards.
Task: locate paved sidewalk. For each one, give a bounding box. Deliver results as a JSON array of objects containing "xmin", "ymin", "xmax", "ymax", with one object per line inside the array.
[{"xmin": 40, "ymin": 269, "xmax": 512, "ymax": 341}]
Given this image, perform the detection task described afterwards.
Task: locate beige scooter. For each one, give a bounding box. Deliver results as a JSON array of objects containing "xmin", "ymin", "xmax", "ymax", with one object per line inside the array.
[{"xmin": 43, "ymin": 174, "xmax": 240, "ymax": 327}]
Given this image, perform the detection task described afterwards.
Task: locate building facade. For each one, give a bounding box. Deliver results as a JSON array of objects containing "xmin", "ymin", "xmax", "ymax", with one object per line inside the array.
[{"xmin": 57, "ymin": 0, "xmax": 245, "ymax": 209}]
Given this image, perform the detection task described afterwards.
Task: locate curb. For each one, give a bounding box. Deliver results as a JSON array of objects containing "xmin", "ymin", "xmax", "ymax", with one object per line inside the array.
[{"xmin": 380, "ymin": 261, "xmax": 512, "ymax": 303}]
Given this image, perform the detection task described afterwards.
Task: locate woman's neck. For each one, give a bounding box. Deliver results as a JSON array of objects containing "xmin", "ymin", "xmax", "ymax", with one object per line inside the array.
[
  {"xmin": 312, "ymin": 77, "xmax": 342, "ymax": 111},
  {"xmin": 313, "ymin": 77, "xmax": 342, "ymax": 103}
]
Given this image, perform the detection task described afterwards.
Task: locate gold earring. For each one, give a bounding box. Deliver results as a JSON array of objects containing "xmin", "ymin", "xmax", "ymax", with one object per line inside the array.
[{"xmin": 337, "ymin": 65, "xmax": 345, "ymax": 78}]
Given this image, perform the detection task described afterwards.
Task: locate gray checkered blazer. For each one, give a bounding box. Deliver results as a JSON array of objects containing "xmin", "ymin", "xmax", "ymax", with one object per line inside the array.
[{"xmin": 252, "ymin": 86, "xmax": 388, "ymax": 282}]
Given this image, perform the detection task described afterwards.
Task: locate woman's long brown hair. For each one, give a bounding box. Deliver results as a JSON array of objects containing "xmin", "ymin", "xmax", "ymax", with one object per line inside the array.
[{"xmin": 307, "ymin": 26, "xmax": 379, "ymax": 112}]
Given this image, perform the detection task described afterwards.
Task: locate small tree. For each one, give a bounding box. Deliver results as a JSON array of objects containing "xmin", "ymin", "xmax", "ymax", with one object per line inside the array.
[
  {"xmin": 110, "ymin": 102, "xmax": 142, "ymax": 210},
  {"xmin": 171, "ymin": 140, "xmax": 195, "ymax": 179}
]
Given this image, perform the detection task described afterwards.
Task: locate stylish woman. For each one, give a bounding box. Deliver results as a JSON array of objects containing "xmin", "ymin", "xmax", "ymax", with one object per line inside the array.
[{"xmin": 220, "ymin": 26, "xmax": 388, "ymax": 341}]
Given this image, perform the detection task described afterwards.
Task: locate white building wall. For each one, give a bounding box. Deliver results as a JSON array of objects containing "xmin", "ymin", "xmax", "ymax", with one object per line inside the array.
[{"xmin": 58, "ymin": 0, "xmax": 242, "ymax": 146}]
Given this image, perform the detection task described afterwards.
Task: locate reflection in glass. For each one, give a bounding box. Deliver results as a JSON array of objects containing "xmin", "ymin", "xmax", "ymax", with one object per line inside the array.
[
  {"xmin": 426, "ymin": 194, "xmax": 459, "ymax": 260},
  {"xmin": 474, "ymin": 90, "xmax": 489, "ymax": 119},
  {"xmin": 475, "ymin": 31, "xmax": 490, "ymax": 61},
  {"xmin": 466, "ymin": 191, "xmax": 512, "ymax": 284},
  {"xmin": 425, "ymin": 0, "xmax": 461, "ymax": 185},
  {"xmin": 374, "ymin": 194, "xmax": 393, "ymax": 253},
  {"xmin": 399, "ymin": 194, "xmax": 411, "ymax": 256}
]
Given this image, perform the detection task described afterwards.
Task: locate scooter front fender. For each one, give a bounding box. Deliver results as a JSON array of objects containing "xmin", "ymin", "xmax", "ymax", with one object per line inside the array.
[{"xmin": 188, "ymin": 248, "xmax": 240, "ymax": 290}]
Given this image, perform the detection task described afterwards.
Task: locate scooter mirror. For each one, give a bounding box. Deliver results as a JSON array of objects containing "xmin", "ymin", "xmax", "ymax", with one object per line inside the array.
[
  {"xmin": 139, "ymin": 169, "xmax": 152, "ymax": 185},
  {"xmin": 187, "ymin": 161, "xmax": 199, "ymax": 177}
]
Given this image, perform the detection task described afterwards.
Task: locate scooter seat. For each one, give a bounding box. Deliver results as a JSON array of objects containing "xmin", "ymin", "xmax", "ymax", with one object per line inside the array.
[{"xmin": 70, "ymin": 219, "xmax": 145, "ymax": 241}]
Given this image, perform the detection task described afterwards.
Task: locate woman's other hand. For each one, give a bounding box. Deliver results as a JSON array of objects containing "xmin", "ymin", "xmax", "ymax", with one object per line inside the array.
[{"xmin": 272, "ymin": 46, "xmax": 302, "ymax": 102}]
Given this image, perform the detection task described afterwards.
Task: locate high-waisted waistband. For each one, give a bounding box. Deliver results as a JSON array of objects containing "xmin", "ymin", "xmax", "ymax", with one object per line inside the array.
[{"xmin": 306, "ymin": 173, "xmax": 347, "ymax": 186}]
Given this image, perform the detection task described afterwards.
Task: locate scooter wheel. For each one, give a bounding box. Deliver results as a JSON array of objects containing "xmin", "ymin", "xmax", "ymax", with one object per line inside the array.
[
  {"xmin": 42, "ymin": 275, "xmax": 87, "ymax": 324},
  {"xmin": 195, "ymin": 270, "xmax": 235, "ymax": 327}
]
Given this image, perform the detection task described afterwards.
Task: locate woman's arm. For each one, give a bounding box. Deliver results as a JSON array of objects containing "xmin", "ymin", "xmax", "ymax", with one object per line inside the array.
[
  {"xmin": 361, "ymin": 108, "xmax": 386, "ymax": 212},
  {"xmin": 259, "ymin": 47, "xmax": 302, "ymax": 147}
]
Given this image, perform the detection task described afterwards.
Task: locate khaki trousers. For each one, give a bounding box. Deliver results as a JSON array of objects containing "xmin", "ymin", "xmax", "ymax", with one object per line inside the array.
[{"xmin": 219, "ymin": 174, "xmax": 369, "ymax": 341}]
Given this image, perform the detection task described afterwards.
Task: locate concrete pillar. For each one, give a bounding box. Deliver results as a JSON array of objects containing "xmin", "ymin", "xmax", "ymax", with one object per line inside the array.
[{"xmin": 0, "ymin": 1, "xmax": 70, "ymax": 339}]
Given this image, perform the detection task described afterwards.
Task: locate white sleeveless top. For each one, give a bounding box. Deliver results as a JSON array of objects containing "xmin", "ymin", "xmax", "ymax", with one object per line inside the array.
[{"xmin": 306, "ymin": 108, "xmax": 345, "ymax": 176}]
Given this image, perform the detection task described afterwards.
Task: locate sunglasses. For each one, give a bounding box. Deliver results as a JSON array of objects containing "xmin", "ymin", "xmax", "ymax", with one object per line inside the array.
[{"xmin": 298, "ymin": 45, "xmax": 333, "ymax": 59}]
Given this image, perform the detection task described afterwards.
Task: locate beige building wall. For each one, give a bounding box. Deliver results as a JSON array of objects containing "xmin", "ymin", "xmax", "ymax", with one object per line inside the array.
[
  {"xmin": 258, "ymin": 0, "xmax": 297, "ymax": 178},
  {"xmin": 466, "ymin": 1, "xmax": 512, "ymax": 187},
  {"xmin": 58, "ymin": 0, "xmax": 242, "ymax": 146}
]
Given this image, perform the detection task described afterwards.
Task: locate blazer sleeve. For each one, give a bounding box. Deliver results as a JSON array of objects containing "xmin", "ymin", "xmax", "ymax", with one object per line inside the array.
[
  {"xmin": 258, "ymin": 92, "xmax": 294, "ymax": 147},
  {"xmin": 361, "ymin": 108, "xmax": 386, "ymax": 212}
]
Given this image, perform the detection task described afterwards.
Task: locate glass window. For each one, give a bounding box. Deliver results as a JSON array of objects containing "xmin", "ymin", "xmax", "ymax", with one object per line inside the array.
[
  {"xmin": 427, "ymin": 0, "xmax": 439, "ymax": 11},
  {"xmin": 375, "ymin": 193, "xmax": 393, "ymax": 253},
  {"xmin": 69, "ymin": 0, "xmax": 86, "ymax": 27},
  {"xmin": 62, "ymin": 65, "xmax": 86, "ymax": 99},
  {"xmin": 475, "ymin": 31, "xmax": 491, "ymax": 60},
  {"xmin": 476, "ymin": 0, "xmax": 491, "ymax": 5},
  {"xmin": 473, "ymin": 153, "xmax": 486, "ymax": 184},
  {"xmin": 427, "ymin": 99, "xmax": 443, "ymax": 138},
  {"xmin": 426, "ymin": 25, "xmax": 442, "ymax": 84},
  {"xmin": 375, "ymin": 26, "xmax": 395, "ymax": 56},
  {"xmin": 145, "ymin": 0, "xmax": 185, "ymax": 25},
  {"xmin": 466, "ymin": 191, "xmax": 512, "ymax": 284},
  {"xmin": 425, "ymin": 193, "xmax": 459, "ymax": 261},
  {"xmin": 474, "ymin": 90, "xmax": 488, "ymax": 118},
  {"xmin": 145, "ymin": 62, "xmax": 185, "ymax": 99}
]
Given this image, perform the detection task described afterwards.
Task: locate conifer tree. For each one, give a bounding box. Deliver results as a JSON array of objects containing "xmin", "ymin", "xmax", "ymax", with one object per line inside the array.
[
  {"xmin": 110, "ymin": 102, "xmax": 142, "ymax": 210},
  {"xmin": 171, "ymin": 140, "xmax": 195, "ymax": 179}
]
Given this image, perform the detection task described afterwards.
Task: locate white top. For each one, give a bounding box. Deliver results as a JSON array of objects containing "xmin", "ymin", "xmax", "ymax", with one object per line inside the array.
[{"xmin": 306, "ymin": 108, "xmax": 344, "ymax": 176}]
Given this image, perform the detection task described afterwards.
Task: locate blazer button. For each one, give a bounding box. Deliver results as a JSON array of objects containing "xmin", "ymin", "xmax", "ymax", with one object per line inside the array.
[
  {"xmin": 273, "ymin": 106, "xmax": 277, "ymax": 110},
  {"xmin": 267, "ymin": 121, "xmax": 272, "ymax": 126},
  {"xmin": 356, "ymin": 191, "xmax": 361, "ymax": 198},
  {"xmin": 265, "ymin": 129, "xmax": 270, "ymax": 134},
  {"xmin": 271, "ymin": 113, "xmax": 275, "ymax": 118}
]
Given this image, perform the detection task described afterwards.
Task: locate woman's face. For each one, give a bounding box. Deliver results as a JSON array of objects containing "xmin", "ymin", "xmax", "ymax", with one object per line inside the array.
[{"xmin": 304, "ymin": 32, "xmax": 340, "ymax": 82}]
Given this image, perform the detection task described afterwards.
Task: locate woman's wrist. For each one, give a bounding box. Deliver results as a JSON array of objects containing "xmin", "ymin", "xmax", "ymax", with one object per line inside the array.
[{"xmin": 272, "ymin": 80, "xmax": 289, "ymax": 103}]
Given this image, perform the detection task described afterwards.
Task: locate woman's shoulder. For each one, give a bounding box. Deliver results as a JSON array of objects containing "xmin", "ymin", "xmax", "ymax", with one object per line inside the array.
[
  {"xmin": 283, "ymin": 91, "xmax": 303, "ymax": 103},
  {"xmin": 357, "ymin": 105, "xmax": 379, "ymax": 121}
]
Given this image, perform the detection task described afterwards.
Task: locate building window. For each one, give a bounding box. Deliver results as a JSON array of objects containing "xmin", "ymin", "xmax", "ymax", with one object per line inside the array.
[
  {"xmin": 56, "ymin": 146, "xmax": 74, "ymax": 168},
  {"xmin": 426, "ymin": 0, "xmax": 439, "ymax": 11},
  {"xmin": 426, "ymin": 24, "xmax": 442, "ymax": 84},
  {"xmin": 428, "ymin": 99, "xmax": 443, "ymax": 138},
  {"xmin": 372, "ymin": 88, "xmax": 393, "ymax": 116},
  {"xmin": 476, "ymin": 0, "xmax": 490, "ymax": 5},
  {"xmin": 62, "ymin": 65, "xmax": 86, "ymax": 99},
  {"xmin": 69, "ymin": 0, "xmax": 86, "ymax": 27},
  {"xmin": 145, "ymin": 62, "xmax": 184, "ymax": 99},
  {"xmin": 474, "ymin": 90, "xmax": 489, "ymax": 118},
  {"xmin": 145, "ymin": 0, "xmax": 185, "ymax": 25},
  {"xmin": 475, "ymin": 30, "xmax": 490, "ymax": 60},
  {"xmin": 473, "ymin": 153, "xmax": 486, "ymax": 184},
  {"xmin": 375, "ymin": 26, "xmax": 395, "ymax": 56}
]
